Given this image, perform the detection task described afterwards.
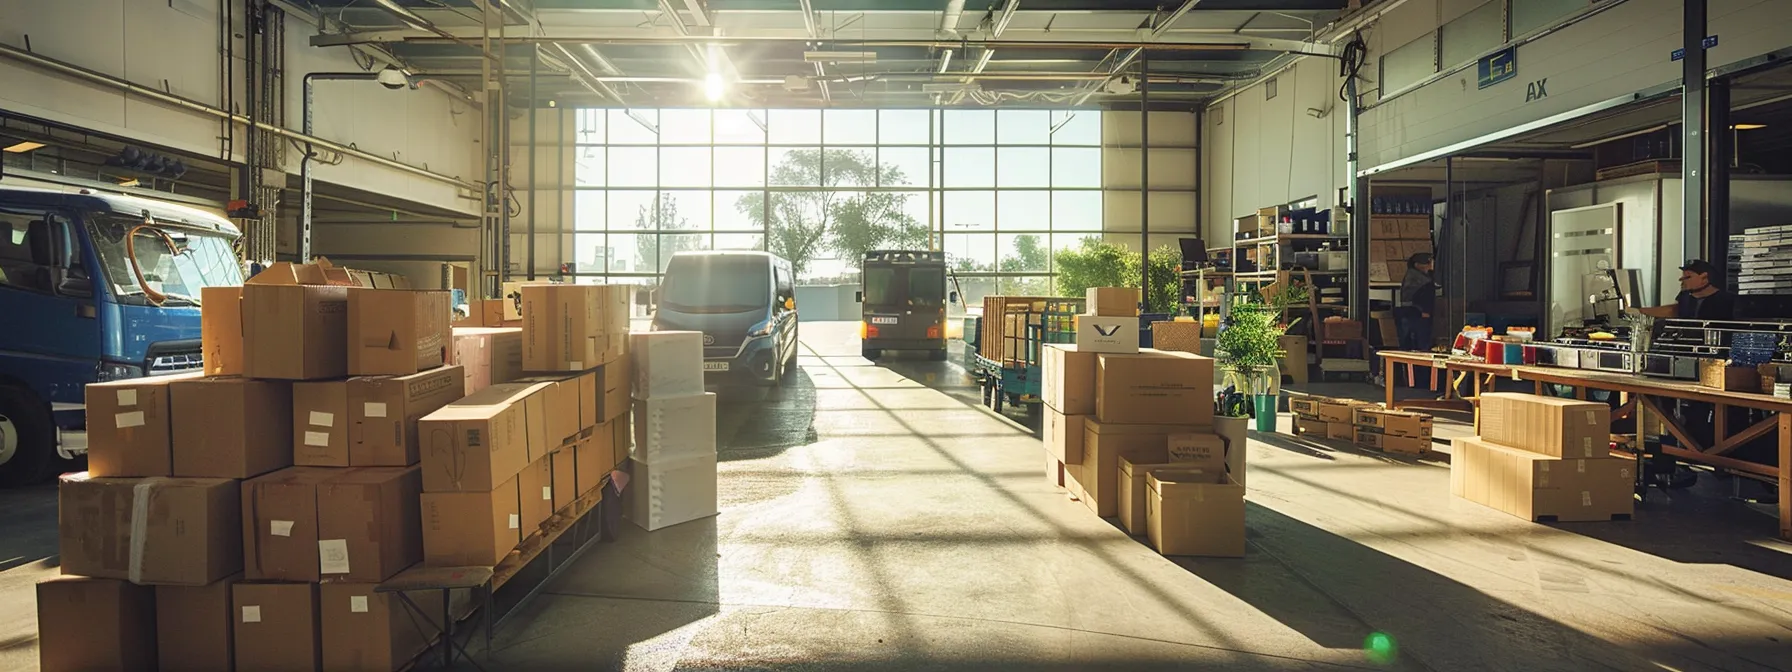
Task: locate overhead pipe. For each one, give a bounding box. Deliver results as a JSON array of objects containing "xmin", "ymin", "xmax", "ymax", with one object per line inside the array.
[
  {"xmin": 368, "ymin": 0, "xmax": 496, "ymax": 60},
  {"xmin": 0, "ymin": 43, "xmax": 477, "ymax": 192},
  {"xmin": 935, "ymin": 0, "xmax": 966, "ymax": 75},
  {"xmin": 410, "ymin": 35, "xmax": 1256, "ymax": 51}
]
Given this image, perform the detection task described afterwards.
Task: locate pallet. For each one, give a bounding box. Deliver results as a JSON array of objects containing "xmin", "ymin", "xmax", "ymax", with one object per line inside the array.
[{"xmin": 494, "ymin": 472, "xmax": 611, "ymax": 590}]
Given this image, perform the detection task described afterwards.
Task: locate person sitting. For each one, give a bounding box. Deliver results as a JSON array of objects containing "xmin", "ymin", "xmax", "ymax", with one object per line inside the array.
[
  {"xmin": 1635, "ymin": 259, "xmax": 1734, "ymax": 320},
  {"xmin": 1395, "ymin": 252, "xmax": 1437, "ymax": 351}
]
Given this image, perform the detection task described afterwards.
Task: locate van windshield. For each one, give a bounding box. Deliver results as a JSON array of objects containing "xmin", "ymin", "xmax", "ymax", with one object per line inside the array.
[
  {"xmin": 88, "ymin": 214, "xmax": 242, "ymax": 306},
  {"xmin": 662, "ymin": 255, "xmax": 769, "ymax": 313}
]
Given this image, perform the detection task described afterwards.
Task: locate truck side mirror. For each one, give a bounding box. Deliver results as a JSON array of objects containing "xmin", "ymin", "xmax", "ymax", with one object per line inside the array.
[
  {"xmin": 56, "ymin": 270, "xmax": 92, "ymax": 298},
  {"xmin": 854, "ymin": 291, "xmax": 863, "ymax": 303}
]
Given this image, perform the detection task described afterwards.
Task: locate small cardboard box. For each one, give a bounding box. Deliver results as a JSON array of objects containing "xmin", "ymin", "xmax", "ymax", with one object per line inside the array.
[
  {"xmin": 1371, "ymin": 219, "xmax": 1404, "ymax": 239},
  {"xmin": 58, "ymin": 473, "xmax": 242, "ymax": 585},
  {"xmin": 1146, "ymin": 468, "xmax": 1246, "ymax": 557},
  {"xmin": 417, "ymin": 383, "xmax": 539, "ymax": 493},
  {"xmin": 1086, "ymin": 287, "xmax": 1141, "ymax": 317},
  {"xmin": 449, "ymin": 327, "xmax": 523, "ymax": 395},
  {"xmin": 1400, "ymin": 220, "xmax": 1431, "ymax": 239},
  {"xmin": 627, "ymin": 453, "xmax": 719, "ymax": 532},
  {"xmin": 242, "ymin": 261, "xmax": 352, "ymax": 380},
  {"xmin": 321, "ymin": 583, "xmax": 440, "ymax": 672},
  {"xmin": 232, "ymin": 582, "xmax": 320, "ymax": 672},
  {"xmin": 1353, "ymin": 407, "xmax": 1433, "ymax": 438},
  {"xmin": 1356, "ymin": 430, "xmax": 1430, "ymax": 455},
  {"xmin": 631, "ymin": 331, "xmax": 706, "ymax": 399},
  {"xmin": 1699, "ymin": 359, "xmax": 1759, "ymax": 392},
  {"xmin": 1041, "ymin": 344, "xmax": 1097, "ymax": 415},
  {"xmin": 201, "ymin": 286, "xmax": 245, "ymax": 376},
  {"xmin": 348, "ymin": 289, "xmax": 452, "ymax": 376},
  {"xmin": 421, "ymin": 475, "xmax": 523, "ymax": 567},
  {"xmin": 1287, "ymin": 396, "xmax": 1327, "ymax": 419},
  {"xmin": 37, "ymin": 576, "xmax": 157, "ymax": 672},
  {"xmin": 171, "ymin": 376, "xmax": 294, "ymax": 479},
  {"xmin": 85, "ymin": 372, "xmax": 203, "ymax": 477},
  {"xmin": 521, "ymin": 284, "xmax": 630, "ymax": 372},
  {"xmin": 1293, "ymin": 416, "xmax": 1330, "ymax": 436},
  {"xmin": 1326, "ymin": 421, "xmax": 1354, "ymax": 440},
  {"xmin": 1095, "ymin": 350, "xmax": 1216, "ymax": 426},
  {"xmin": 1079, "ymin": 418, "xmax": 1207, "ymax": 517},
  {"xmin": 1076, "ymin": 315, "xmax": 1142, "ymax": 354},
  {"xmin": 1316, "ymin": 398, "xmax": 1370, "ymax": 423},
  {"xmin": 156, "ymin": 576, "xmax": 239, "ymax": 672},
  {"xmin": 633, "ymin": 393, "xmax": 718, "ymax": 464},
  {"xmin": 1044, "ymin": 408, "xmax": 1086, "ymax": 465},
  {"xmin": 1450, "ymin": 437, "xmax": 1634, "ymax": 521},
  {"xmin": 1370, "ymin": 240, "xmax": 1402, "ymax": 262},
  {"xmin": 242, "ymin": 466, "xmax": 423, "ymax": 584},
  {"xmin": 1120, "ymin": 436, "xmax": 1225, "ymax": 535},
  {"xmin": 1368, "ymin": 263, "xmax": 1393, "ymax": 283},
  {"xmin": 1477, "ymin": 393, "xmax": 1609, "ymax": 458}
]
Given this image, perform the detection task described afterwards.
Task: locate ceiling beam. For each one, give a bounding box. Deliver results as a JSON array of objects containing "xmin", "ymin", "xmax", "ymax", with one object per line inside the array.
[
  {"xmin": 349, "ymin": 30, "xmax": 1334, "ymax": 55},
  {"xmin": 1152, "ymin": 0, "xmax": 1204, "ymax": 40}
]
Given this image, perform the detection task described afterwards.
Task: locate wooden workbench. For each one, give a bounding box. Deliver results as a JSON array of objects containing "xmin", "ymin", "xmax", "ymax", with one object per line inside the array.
[{"xmin": 1375, "ymin": 350, "xmax": 1791, "ymax": 540}]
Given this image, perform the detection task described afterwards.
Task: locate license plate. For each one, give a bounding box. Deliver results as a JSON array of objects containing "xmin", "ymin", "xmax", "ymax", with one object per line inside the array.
[
  {"xmin": 702, "ymin": 362, "xmax": 730, "ymax": 372},
  {"xmin": 869, "ymin": 316, "xmax": 898, "ymax": 325}
]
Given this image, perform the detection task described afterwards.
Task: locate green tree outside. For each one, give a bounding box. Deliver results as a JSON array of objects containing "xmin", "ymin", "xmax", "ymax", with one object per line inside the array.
[
  {"xmin": 735, "ymin": 148, "xmax": 928, "ymax": 277},
  {"xmin": 634, "ymin": 195, "xmax": 702, "ymax": 272}
]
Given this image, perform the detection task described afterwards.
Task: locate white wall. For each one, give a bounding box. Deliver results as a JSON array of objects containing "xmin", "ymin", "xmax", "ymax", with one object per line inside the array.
[
  {"xmin": 1102, "ymin": 110, "xmax": 1198, "ymax": 251},
  {"xmin": 1203, "ymin": 57, "xmax": 1347, "ymax": 242}
]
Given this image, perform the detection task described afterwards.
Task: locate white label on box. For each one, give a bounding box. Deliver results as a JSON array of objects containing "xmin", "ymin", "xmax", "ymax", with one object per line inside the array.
[
  {"xmin": 115, "ymin": 411, "xmax": 145, "ymax": 429},
  {"xmin": 117, "ymin": 389, "xmax": 137, "ymax": 406},
  {"xmin": 1582, "ymin": 437, "xmax": 1592, "ymax": 453},
  {"xmin": 1585, "ymin": 410, "xmax": 1597, "ymax": 425},
  {"xmin": 318, "ymin": 539, "xmax": 350, "ymax": 574},
  {"xmin": 1538, "ymin": 462, "xmax": 1550, "ymax": 472},
  {"xmin": 309, "ymin": 411, "xmax": 334, "ymax": 427},
  {"xmin": 1581, "ymin": 491, "xmax": 1592, "ymax": 507},
  {"xmin": 241, "ymin": 606, "xmax": 261, "ymax": 623},
  {"xmin": 363, "ymin": 402, "xmax": 388, "ymax": 418},
  {"xmin": 508, "ymin": 514, "xmax": 520, "ymax": 529},
  {"xmin": 1577, "ymin": 460, "xmax": 1586, "ymax": 473},
  {"xmin": 350, "ymin": 595, "xmax": 369, "ymax": 613},
  {"xmin": 304, "ymin": 431, "xmax": 331, "ymax": 447},
  {"xmin": 542, "ymin": 486, "xmax": 553, "ymax": 500},
  {"xmin": 569, "ymin": 361, "xmax": 584, "ymax": 370},
  {"xmin": 271, "ymin": 520, "xmax": 294, "ymax": 537}
]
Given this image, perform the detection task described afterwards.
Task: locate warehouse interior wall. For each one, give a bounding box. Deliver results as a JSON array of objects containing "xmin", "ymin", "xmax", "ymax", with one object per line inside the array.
[
  {"xmin": 1102, "ymin": 110, "xmax": 1199, "ymax": 253},
  {"xmin": 508, "ymin": 108, "xmax": 577, "ymax": 281},
  {"xmin": 1203, "ymin": 57, "xmax": 1347, "ymax": 242}
]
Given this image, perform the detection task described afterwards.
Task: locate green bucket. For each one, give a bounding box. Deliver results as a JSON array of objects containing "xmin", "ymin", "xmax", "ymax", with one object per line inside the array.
[{"xmin": 1253, "ymin": 394, "xmax": 1277, "ymax": 432}]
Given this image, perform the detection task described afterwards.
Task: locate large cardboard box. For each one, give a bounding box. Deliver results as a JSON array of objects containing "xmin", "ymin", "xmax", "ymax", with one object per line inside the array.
[
  {"xmin": 518, "ymin": 455, "xmax": 555, "ymax": 532},
  {"xmin": 201, "ymin": 286, "xmax": 245, "ymax": 376},
  {"xmin": 599, "ymin": 358, "xmax": 631, "ymax": 422},
  {"xmin": 232, "ymin": 582, "xmax": 320, "ymax": 672},
  {"xmin": 1399, "ymin": 240, "xmax": 1433, "ymax": 260},
  {"xmin": 515, "ymin": 375, "xmax": 585, "ymax": 448},
  {"xmin": 1478, "ymin": 393, "xmax": 1610, "ymax": 458},
  {"xmin": 1041, "ymin": 344, "xmax": 1095, "ymax": 415},
  {"xmin": 58, "ymin": 474, "xmax": 241, "ymax": 585},
  {"xmin": 577, "ymin": 419, "xmax": 627, "ymax": 493},
  {"xmin": 242, "ymin": 275, "xmax": 351, "ymax": 380},
  {"xmin": 86, "ymin": 371, "xmax": 203, "ymax": 477},
  {"xmin": 1145, "ymin": 468, "xmax": 1246, "ymax": 557},
  {"xmin": 1451, "ymin": 437, "xmax": 1634, "ymax": 521},
  {"xmin": 627, "ymin": 453, "xmax": 719, "ymax": 531},
  {"xmin": 157, "ymin": 576, "xmax": 239, "ymax": 672},
  {"xmin": 1075, "ymin": 315, "xmax": 1141, "ymax": 354},
  {"xmin": 320, "ymin": 583, "xmax": 439, "ymax": 672},
  {"xmin": 171, "ymin": 376, "xmax": 293, "ymax": 479},
  {"xmin": 242, "ymin": 466, "xmax": 422, "ymax": 583},
  {"xmin": 1044, "ymin": 450, "xmax": 1065, "ymax": 488},
  {"xmin": 239, "ymin": 467, "xmax": 336, "ymax": 582},
  {"xmin": 1167, "ymin": 432, "xmax": 1227, "ymax": 466},
  {"xmin": 631, "ymin": 331, "xmax": 706, "ymax": 399},
  {"xmin": 1118, "ymin": 447, "xmax": 1221, "ymax": 536},
  {"xmin": 348, "ymin": 289, "xmax": 451, "ymax": 376},
  {"xmin": 1094, "ymin": 350, "xmax": 1215, "ymax": 425},
  {"xmin": 1316, "ymin": 398, "xmax": 1370, "ymax": 423},
  {"xmin": 449, "ymin": 327, "xmax": 523, "ymax": 395},
  {"xmin": 1400, "ymin": 220, "xmax": 1431, "ymax": 239},
  {"xmin": 521, "ymin": 284, "xmax": 630, "ymax": 372},
  {"xmin": 37, "ymin": 576, "xmax": 157, "ymax": 672},
  {"xmin": 1353, "ymin": 407, "xmax": 1432, "ymax": 438},
  {"xmin": 1044, "ymin": 408, "xmax": 1086, "ymax": 464},
  {"xmin": 552, "ymin": 445, "xmax": 579, "ymax": 511},
  {"xmin": 633, "ymin": 393, "xmax": 718, "ymax": 464},
  {"xmin": 1086, "ymin": 287, "xmax": 1141, "ymax": 317},
  {"xmin": 421, "ymin": 476, "xmax": 523, "ymax": 567},
  {"xmin": 1079, "ymin": 419, "xmax": 1206, "ymax": 517},
  {"xmin": 417, "ymin": 383, "xmax": 537, "ymax": 493},
  {"xmin": 294, "ymin": 367, "xmax": 465, "ymax": 468}
]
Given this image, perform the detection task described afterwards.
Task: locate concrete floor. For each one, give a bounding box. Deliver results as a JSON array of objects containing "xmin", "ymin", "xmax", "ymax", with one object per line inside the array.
[{"xmin": 1, "ymin": 321, "xmax": 1789, "ymax": 670}]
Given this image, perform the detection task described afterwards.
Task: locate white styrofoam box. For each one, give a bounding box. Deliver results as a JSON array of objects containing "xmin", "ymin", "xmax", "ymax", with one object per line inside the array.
[
  {"xmin": 1075, "ymin": 315, "xmax": 1141, "ymax": 354},
  {"xmin": 632, "ymin": 393, "xmax": 718, "ymax": 463},
  {"xmin": 626, "ymin": 453, "xmax": 719, "ymax": 532},
  {"xmin": 630, "ymin": 331, "xmax": 706, "ymax": 399}
]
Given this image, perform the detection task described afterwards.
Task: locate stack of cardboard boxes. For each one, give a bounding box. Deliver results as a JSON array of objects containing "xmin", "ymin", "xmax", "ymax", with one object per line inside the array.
[
  {"xmin": 1041, "ymin": 288, "xmax": 1243, "ymax": 557},
  {"xmin": 1352, "ymin": 407, "xmax": 1434, "ymax": 455},
  {"xmin": 1451, "ymin": 393, "xmax": 1634, "ymax": 522},
  {"xmin": 627, "ymin": 331, "xmax": 720, "ymax": 531},
  {"xmin": 1367, "ymin": 214, "xmax": 1433, "ymax": 284},
  {"xmin": 1289, "ymin": 396, "xmax": 1372, "ymax": 440}
]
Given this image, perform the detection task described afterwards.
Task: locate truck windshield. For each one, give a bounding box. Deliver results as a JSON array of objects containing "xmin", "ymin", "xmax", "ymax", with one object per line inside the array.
[
  {"xmin": 863, "ymin": 265, "xmax": 945, "ymax": 308},
  {"xmin": 87, "ymin": 214, "xmax": 242, "ymax": 306},
  {"xmin": 661, "ymin": 255, "xmax": 769, "ymax": 314}
]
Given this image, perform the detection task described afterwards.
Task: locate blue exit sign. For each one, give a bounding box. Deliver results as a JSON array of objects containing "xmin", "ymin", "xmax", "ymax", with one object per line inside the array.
[
  {"xmin": 1672, "ymin": 35, "xmax": 1720, "ymax": 61},
  {"xmin": 1477, "ymin": 46, "xmax": 1517, "ymax": 90}
]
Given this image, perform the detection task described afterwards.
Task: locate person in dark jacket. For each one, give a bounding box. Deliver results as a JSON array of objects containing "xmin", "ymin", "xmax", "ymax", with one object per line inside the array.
[{"xmin": 1395, "ymin": 252, "xmax": 1438, "ymax": 351}]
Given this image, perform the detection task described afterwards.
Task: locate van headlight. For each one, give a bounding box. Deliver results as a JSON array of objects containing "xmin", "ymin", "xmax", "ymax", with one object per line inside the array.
[
  {"xmin": 98, "ymin": 362, "xmax": 143, "ymax": 382},
  {"xmin": 748, "ymin": 320, "xmax": 774, "ymax": 338}
]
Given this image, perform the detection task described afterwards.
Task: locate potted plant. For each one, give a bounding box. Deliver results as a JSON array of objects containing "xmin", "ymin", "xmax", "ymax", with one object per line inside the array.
[
  {"xmin": 1213, "ymin": 386, "xmax": 1250, "ymax": 486},
  {"xmin": 1215, "ymin": 296, "xmax": 1291, "ymax": 432}
]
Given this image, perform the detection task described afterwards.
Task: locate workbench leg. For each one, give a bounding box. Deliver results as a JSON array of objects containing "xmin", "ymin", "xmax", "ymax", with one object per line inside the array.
[
  {"xmin": 1715, "ymin": 403, "xmax": 1729, "ymax": 448},
  {"xmin": 1534, "ymin": 380, "xmax": 1544, "ymax": 396},
  {"xmin": 1384, "ymin": 356, "xmax": 1395, "ymax": 409},
  {"xmin": 1575, "ymin": 386, "xmax": 1587, "ymax": 400},
  {"xmin": 1780, "ymin": 413, "xmax": 1790, "ymax": 541}
]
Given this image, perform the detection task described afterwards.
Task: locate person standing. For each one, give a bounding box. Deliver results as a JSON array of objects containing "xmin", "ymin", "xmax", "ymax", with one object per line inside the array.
[
  {"xmin": 1635, "ymin": 259, "xmax": 1734, "ymax": 320},
  {"xmin": 1395, "ymin": 252, "xmax": 1438, "ymax": 351}
]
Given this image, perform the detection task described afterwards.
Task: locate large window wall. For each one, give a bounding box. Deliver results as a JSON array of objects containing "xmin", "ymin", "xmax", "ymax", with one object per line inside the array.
[{"xmin": 571, "ymin": 108, "xmax": 1103, "ymax": 295}]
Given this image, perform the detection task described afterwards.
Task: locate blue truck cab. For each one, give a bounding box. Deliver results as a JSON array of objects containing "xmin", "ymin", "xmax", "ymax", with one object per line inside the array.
[{"xmin": 0, "ymin": 185, "xmax": 243, "ymax": 485}]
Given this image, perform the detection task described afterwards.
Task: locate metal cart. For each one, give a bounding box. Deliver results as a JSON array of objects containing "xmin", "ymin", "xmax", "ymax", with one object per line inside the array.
[{"xmin": 969, "ymin": 298, "xmax": 1082, "ymax": 413}]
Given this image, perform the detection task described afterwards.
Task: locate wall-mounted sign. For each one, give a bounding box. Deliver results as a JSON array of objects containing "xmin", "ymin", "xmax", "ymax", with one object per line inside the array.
[
  {"xmin": 1477, "ymin": 46, "xmax": 1517, "ymax": 90},
  {"xmin": 1671, "ymin": 35, "xmax": 1719, "ymax": 61}
]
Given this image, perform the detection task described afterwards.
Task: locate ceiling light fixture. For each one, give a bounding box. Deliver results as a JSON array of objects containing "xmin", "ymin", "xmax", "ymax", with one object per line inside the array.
[
  {"xmin": 804, "ymin": 51, "xmax": 877, "ymax": 63},
  {"xmin": 704, "ymin": 72, "xmax": 726, "ymax": 102},
  {"xmin": 3, "ymin": 141, "xmax": 45, "ymax": 153},
  {"xmin": 1733, "ymin": 123, "xmax": 1767, "ymax": 130}
]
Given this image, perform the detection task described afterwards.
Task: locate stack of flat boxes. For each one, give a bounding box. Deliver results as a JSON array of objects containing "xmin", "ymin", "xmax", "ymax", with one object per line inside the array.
[
  {"xmin": 1367, "ymin": 216, "xmax": 1433, "ymax": 284},
  {"xmin": 628, "ymin": 331, "xmax": 719, "ymax": 530},
  {"xmin": 1290, "ymin": 396, "xmax": 1371, "ymax": 440},
  {"xmin": 1043, "ymin": 287, "xmax": 1242, "ymax": 557},
  {"xmin": 1351, "ymin": 407, "xmax": 1434, "ymax": 455},
  {"xmin": 1451, "ymin": 393, "xmax": 1634, "ymax": 522}
]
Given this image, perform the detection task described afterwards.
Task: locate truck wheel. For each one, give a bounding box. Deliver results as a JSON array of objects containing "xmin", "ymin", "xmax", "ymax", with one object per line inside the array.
[
  {"xmin": 928, "ymin": 348, "xmax": 948, "ymax": 361},
  {"xmin": 0, "ymin": 387, "xmax": 60, "ymax": 487},
  {"xmin": 862, "ymin": 348, "xmax": 882, "ymax": 361}
]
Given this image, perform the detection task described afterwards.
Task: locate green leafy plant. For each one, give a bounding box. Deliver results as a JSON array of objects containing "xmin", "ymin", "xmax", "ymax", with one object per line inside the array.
[
  {"xmin": 1051, "ymin": 237, "xmax": 1182, "ymax": 311},
  {"xmin": 1215, "ymin": 297, "xmax": 1290, "ymax": 394}
]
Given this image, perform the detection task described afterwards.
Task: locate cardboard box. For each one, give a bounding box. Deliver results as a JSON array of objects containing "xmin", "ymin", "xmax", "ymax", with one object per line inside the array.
[
  {"xmin": 1044, "ymin": 451, "xmax": 1065, "ymax": 488},
  {"xmin": 633, "ymin": 393, "xmax": 718, "ymax": 464},
  {"xmin": 1400, "ymin": 220, "xmax": 1431, "ymax": 239},
  {"xmin": 599, "ymin": 358, "xmax": 631, "ymax": 422},
  {"xmin": 58, "ymin": 474, "xmax": 241, "ymax": 585},
  {"xmin": 1278, "ymin": 335, "xmax": 1309, "ymax": 384},
  {"xmin": 232, "ymin": 582, "xmax": 320, "ymax": 672},
  {"xmin": 577, "ymin": 419, "xmax": 627, "ymax": 492},
  {"xmin": 1146, "ymin": 468, "xmax": 1246, "ymax": 557},
  {"xmin": 169, "ymin": 376, "xmax": 293, "ymax": 479},
  {"xmin": 37, "ymin": 576, "xmax": 157, "ymax": 672},
  {"xmin": 521, "ymin": 284, "xmax": 630, "ymax": 372},
  {"xmin": 1086, "ymin": 287, "xmax": 1141, "ymax": 317},
  {"xmin": 1353, "ymin": 407, "xmax": 1433, "ymax": 438},
  {"xmin": 242, "ymin": 466, "xmax": 422, "ymax": 583},
  {"xmin": 1399, "ymin": 240, "xmax": 1433, "ymax": 260},
  {"xmin": 516, "ymin": 375, "xmax": 585, "ymax": 448},
  {"xmin": 320, "ymin": 583, "xmax": 438, "ymax": 672},
  {"xmin": 1075, "ymin": 315, "xmax": 1142, "ymax": 354},
  {"xmin": 417, "ymin": 383, "xmax": 538, "ymax": 493},
  {"xmin": 1293, "ymin": 416, "xmax": 1330, "ymax": 436},
  {"xmin": 1118, "ymin": 443, "xmax": 1222, "ymax": 535},
  {"xmin": 201, "ymin": 286, "xmax": 245, "ymax": 376},
  {"xmin": 1094, "ymin": 350, "xmax": 1215, "ymax": 425},
  {"xmin": 1079, "ymin": 419, "xmax": 1206, "ymax": 517},
  {"xmin": 1041, "ymin": 344, "xmax": 1096, "ymax": 415},
  {"xmin": 1150, "ymin": 321, "xmax": 1202, "ymax": 354},
  {"xmin": 1368, "ymin": 263, "xmax": 1393, "ymax": 283},
  {"xmin": 156, "ymin": 576, "xmax": 239, "ymax": 672},
  {"xmin": 1167, "ymin": 432, "xmax": 1227, "ymax": 467},
  {"xmin": 627, "ymin": 453, "xmax": 719, "ymax": 531},
  {"xmin": 1316, "ymin": 398, "xmax": 1370, "ymax": 423},
  {"xmin": 1699, "ymin": 359, "xmax": 1759, "ymax": 392},
  {"xmin": 1370, "ymin": 219, "xmax": 1403, "ymax": 239},
  {"xmin": 475, "ymin": 299, "xmax": 507, "ymax": 327},
  {"xmin": 518, "ymin": 455, "xmax": 555, "ymax": 531},
  {"xmin": 631, "ymin": 331, "xmax": 705, "ymax": 399},
  {"xmin": 242, "ymin": 267, "xmax": 351, "ymax": 380},
  {"xmin": 552, "ymin": 444, "xmax": 579, "ymax": 511},
  {"xmin": 1288, "ymin": 396, "xmax": 1326, "ymax": 419},
  {"xmin": 1356, "ymin": 431, "xmax": 1431, "ymax": 455},
  {"xmin": 1321, "ymin": 318, "xmax": 1365, "ymax": 341},
  {"xmin": 1451, "ymin": 437, "xmax": 1634, "ymax": 521},
  {"xmin": 1370, "ymin": 241, "xmax": 1402, "ymax": 262},
  {"xmin": 1044, "ymin": 408, "xmax": 1086, "ymax": 464},
  {"xmin": 449, "ymin": 327, "xmax": 523, "ymax": 395},
  {"xmin": 86, "ymin": 372, "xmax": 203, "ymax": 477},
  {"xmin": 1477, "ymin": 393, "xmax": 1609, "ymax": 458},
  {"xmin": 1326, "ymin": 421, "xmax": 1354, "ymax": 440},
  {"xmin": 421, "ymin": 476, "xmax": 523, "ymax": 567},
  {"xmin": 294, "ymin": 367, "xmax": 465, "ymax": 468},
  {"xmin": 348, "ymin": 289, "xmax": 451, "ymax": 376}
]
